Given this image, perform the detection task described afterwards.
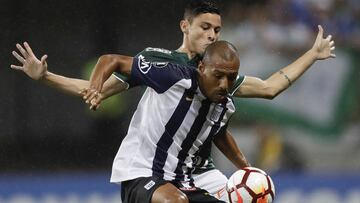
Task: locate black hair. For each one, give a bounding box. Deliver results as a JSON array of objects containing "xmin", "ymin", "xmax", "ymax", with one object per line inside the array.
[{"xmin": 184, "ymin": 0, "xmax": 221, "ymax": 22}]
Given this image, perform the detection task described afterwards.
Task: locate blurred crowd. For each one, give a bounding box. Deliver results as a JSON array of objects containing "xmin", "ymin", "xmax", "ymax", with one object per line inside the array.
[{"xmin": 223, "ymin": 0, "xmax": 360, "ymax": 53}]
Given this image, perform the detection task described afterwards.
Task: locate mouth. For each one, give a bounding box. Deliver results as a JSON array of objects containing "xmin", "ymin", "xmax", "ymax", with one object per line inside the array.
[{"xmin": 215, "ymin": 93, "xmax": 227, "ymax": 101}]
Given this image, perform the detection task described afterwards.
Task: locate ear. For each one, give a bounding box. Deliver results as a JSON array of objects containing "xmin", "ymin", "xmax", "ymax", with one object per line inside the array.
[
  {"xmin": 180, "ymin": 20, "xmax": 189, "ymax": 34},
  {"xmin": 198, "ymin": 60, "xmax": 205, "ymax": 74}
]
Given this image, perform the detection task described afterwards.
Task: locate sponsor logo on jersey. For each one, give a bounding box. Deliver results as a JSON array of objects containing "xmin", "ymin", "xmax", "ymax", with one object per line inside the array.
[
  {"xmin": 152, "ymin": 62, "xmax": 169, "ymax": 68},
  {"xmin": 144, "ymin": 180, "xmax": 156, "ymax": 190},
  {"xmin": 138, "ymin": 55, "xmax": 152, "ymax": 74},
  {"xmin": 138, "ymin": 55, "xmax": 168, "ymax": 74},
  {"xmin": 145, "ymin": 47, "xmax": 172, "ymax": 54}
]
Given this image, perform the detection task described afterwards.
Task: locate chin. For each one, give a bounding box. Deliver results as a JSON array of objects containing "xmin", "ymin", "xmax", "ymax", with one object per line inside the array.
[
  {"xmin": 210, "ymin": 97, "xmax": 222, "ymax": 103},
  {"xmin": 196, "ymin": 47, "xmax": 206, "ymax": 55}
]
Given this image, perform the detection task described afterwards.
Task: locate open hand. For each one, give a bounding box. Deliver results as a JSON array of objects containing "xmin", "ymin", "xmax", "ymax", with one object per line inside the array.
[
  {"xmin": 311, "ymin": 25, "xmax": 336, "ymax": 60},
  {"xmin": 11, "ymin": 42, "xmax": 48, "ymax": 80}
]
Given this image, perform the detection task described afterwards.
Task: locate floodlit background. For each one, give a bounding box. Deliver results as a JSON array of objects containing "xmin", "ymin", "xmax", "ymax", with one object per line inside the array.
[{"xmin": 1, "ymin": 0, "xmax": 359, "ymax": 202}]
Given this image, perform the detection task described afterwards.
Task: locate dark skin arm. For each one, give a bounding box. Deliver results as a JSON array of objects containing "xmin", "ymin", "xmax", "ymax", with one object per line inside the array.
[
  {"xmin": 82, "ymin": 54, "xmax": 133, "ymax": 109},
  {"xmin": 214, "ymin": 130, "xmax": 250, "ymax": 169}
]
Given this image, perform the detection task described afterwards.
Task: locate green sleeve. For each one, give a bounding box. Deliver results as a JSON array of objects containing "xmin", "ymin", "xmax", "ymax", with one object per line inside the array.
[{"xmin": 230, "ymin": 75, "xmax": 245, "ymax": 96}]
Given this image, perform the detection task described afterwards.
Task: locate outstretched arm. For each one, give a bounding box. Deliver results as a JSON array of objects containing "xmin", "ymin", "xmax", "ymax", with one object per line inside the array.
[
  {"xmin": 214, "ymin": 130, "xmax": 250, "ymax": 169},
  {"xmin": 234, "ymin": 25, "xmax": 336, "ymax": 99},
  {"xmin": 11, "ymin": 42, "xmax": 128, "ymax": 99},
  {"xmin": 81, "ymin": 54, "xmax": 134, "ymax": 109}
]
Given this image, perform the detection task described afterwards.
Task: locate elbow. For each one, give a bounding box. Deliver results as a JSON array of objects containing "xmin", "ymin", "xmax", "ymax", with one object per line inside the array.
[
  {"xmin": 98, "ymin": 54, "xmax": 117, "ymax": 63},
  {"xmin": 97, "ymin": 54, "xmax": 129, "ymax": 74},
  {"xmin": 263, "ymin": 87, "xmax": 281, "ymax": 100},
  {"xmin": 262, "ymin": 80, "xmax": 288, "ymax": 100},
  {"xmin": 98, "ymin": 54, "xmax": 129, "ymax": 65}
]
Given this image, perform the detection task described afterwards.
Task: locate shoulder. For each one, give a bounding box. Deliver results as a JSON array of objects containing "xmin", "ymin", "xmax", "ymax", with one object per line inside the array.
[
  {"xmin": 134, "ymin": 54, "xmax": 197, "ymax": 79},
  {"xmin": 131, "ymin": 55, "xmax": 198, "ymax": 93},
  {"xmin": 135, "ymin": 47, "xmax": 173, "ymax": 60}
]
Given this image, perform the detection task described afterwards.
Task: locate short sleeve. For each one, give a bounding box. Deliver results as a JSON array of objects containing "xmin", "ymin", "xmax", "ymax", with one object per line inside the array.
[
  {"xmin": 230, "ymin": 75, "xmax": 245, "ymax": 96},
  {"xmin": 130, "ymin": 55, "xmax": 196, "ymax": 93}
]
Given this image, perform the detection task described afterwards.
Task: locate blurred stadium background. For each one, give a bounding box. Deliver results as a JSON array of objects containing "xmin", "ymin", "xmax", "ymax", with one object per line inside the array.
[{"xmin": 0, "ymin": 0, "xmax": 359, "ymax": 202}]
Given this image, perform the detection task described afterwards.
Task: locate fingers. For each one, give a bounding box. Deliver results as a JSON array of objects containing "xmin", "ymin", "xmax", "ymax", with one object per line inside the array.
[
  {"xmin": 329, "ymin": 40, "xmax": 334, "ymax": 47},
  {"xmin": 90, "ymin": 104, "xmax": 100, "ymax": 111},
  {"xmin": 317, "ymin": 25, "xmax": 324, "ymax": 38},
  {"xmin": 10, "ymin": 64, "xmax": 23, "ymax": 71},
  {"xmin": 325, "ymin": 35, "xmax": 332, "ymax": 41},
  {"xmin": 12, "ymin": 51, "xmax": 25, "ymax": 63},
  {"xmin": 16, "ymin": 43, "xmax": 29, "ymax": 58},
  {"xmin": 79, "ymin": 88, "xmax": 88, "ymax": 95},
  {"xmin": 41, "ymin": 55, "xmax": 48, "ymax": 65},
  {"xmin": 79, "ymin": 88, "xmax": 102, "ymax": 111},
  {"xmin": 90, "ymin": 100, "xmax": 101, "ymax": 111},
  {"xmin": 85, "ymin": 90, "xmax": 99, "ymax": 104},
  {"xmin": 23, "ymin": 42, "xmax": 35, "ymax": 57},
  {"xmin": 329, "ymin": 39, "xmax": 335, "ymax": 58},
  {"xmin": 81, "ymin": 88, "xmax": 99, "ymax": 103}
]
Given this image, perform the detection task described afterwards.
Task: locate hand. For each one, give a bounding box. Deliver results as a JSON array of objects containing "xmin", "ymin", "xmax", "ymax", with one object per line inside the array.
[
  {"xmin": 11, "ymin": 42, "xmax": 48, "ymax": 80},
  {"xmin": 311, "ymin": 25, "xmax": 336, "ymax": 60},
  {"xmin": 79, "ymin": 88, "xmax": 103, "ymax": 111}
]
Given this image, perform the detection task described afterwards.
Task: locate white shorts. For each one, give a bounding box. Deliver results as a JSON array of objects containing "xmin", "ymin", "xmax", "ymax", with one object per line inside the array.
[{"xmin": 192, "ymin": 169, "xmax": 229, "ymax": 202}]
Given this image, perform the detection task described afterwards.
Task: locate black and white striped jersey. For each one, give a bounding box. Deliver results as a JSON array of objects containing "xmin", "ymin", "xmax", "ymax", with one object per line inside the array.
[{"xmin": 110, "ymin": 55, "xmax": 237, "ymax": 184}]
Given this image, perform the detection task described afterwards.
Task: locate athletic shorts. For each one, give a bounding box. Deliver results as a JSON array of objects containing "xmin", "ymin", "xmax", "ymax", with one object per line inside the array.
[
  {"xmin": 120, "ymin": 176, "xmax": 226, "ymax": 203},
  {"xmin": 193, "ymin": 169, "xmax": 228, "ymax": 201}
]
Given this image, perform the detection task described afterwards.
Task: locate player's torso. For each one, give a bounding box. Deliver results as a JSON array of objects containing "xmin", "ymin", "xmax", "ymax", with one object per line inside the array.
[
  {"xmin": 112, "ymin": 56, "xmax": 237, "ymax": 182},
  {"xmin": 134, "ymin": 47, "xmax": 238, "ymax": 173},
  {"xmin": 118, "ymin": 81, "xmax": 235, "ymax": 179}
]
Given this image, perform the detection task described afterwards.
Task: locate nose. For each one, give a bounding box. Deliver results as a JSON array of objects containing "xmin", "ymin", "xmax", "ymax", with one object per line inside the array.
[
  {"xmin": 208, "ymin": 29, "xmax": 216, "ymax": 42},
  {"xmin": 219, "ymin": 77, "xmax": 229, "ymax": 92}
]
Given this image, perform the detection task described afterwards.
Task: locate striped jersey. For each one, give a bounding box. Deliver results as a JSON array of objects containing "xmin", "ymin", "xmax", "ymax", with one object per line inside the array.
[
  {"xmin": 113, "ymin": 47, "xmax": 245, "ymax": 174},
  {"xmin": 110, "ymin": 54, "xmax": 237, "ymax": 184}
]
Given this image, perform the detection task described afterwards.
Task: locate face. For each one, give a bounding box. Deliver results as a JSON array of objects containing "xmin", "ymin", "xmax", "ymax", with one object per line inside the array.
[
  {"xmin": 198, "ymin": 58, "xmax": 239, "ymax": 103},
  {"xmin": 184, "ymin": 13, "xmax": 222, "ymax": 55}
]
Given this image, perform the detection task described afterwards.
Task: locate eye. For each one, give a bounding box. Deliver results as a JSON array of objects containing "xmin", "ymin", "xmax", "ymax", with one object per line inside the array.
[
  {"xmin": 201, "ymin": 24, "xmax": 210, "ymax": 30},
  {"xmin": 228, "ymin": 75, "xmax": 237, "ymax": 82},
  {"xmin": 214, "ymin": 27, "xmax": 221, "ymax": 34},
  {"xmin": 214, "ymin": 73, "xmax": 222, "ymax": 79}
]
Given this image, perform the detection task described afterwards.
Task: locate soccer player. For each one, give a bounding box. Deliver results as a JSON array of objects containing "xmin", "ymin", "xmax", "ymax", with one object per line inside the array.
[{"xmin": 94, "ymin": 40, "xmax": 240, "ymax": 203}]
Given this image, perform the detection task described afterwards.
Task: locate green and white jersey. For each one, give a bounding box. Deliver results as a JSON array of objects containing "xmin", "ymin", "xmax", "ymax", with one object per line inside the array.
[{"xmin": 113, "ymin": 47, "xmax": 245, "ymax": 174}]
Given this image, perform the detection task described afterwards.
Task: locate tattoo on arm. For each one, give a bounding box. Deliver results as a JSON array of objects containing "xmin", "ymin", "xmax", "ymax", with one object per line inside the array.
[{"xmin": 279, "ymin": 70, "xmax": 292, "ymax": 86}]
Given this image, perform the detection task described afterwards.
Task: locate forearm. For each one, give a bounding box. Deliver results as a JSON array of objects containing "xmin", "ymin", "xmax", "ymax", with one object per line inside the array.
[
  {"xmin": 265, "ymin": 49, "xmax": 317, "ymax": 95},
  {"xmin": 41, "ymin": 71, "xmax": 89, "ymax": 96},
  {"xmin": 90, "ymin": 55, "xmax": 133, "ymax": 91},
  {"xmin": 101, "ymin": 75, "xmax": 129, "ymax": 100},
  {"xmin": 214, "ymin": 131, "xmax": 250, "ymax": 169}
]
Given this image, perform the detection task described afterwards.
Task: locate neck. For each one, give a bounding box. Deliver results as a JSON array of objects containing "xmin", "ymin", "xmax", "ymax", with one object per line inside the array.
[
  {"xmin": 177, "ymin": 37, "xmax": 197, "ymax": 59},
  {"xmin": 177, "ymin": 46, "xmax": 197, "ymax": 59}
]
